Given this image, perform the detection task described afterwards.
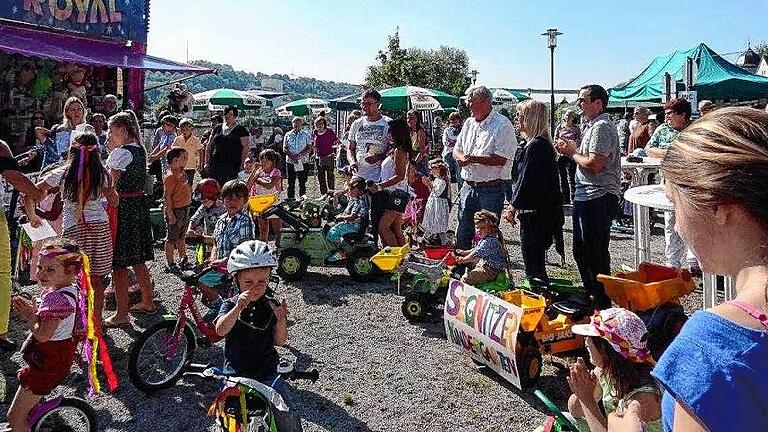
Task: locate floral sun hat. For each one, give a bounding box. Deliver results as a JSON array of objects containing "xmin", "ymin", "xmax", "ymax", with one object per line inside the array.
[{"xmin": 572, "ymin": 307, "xmax": 654, "ymax": 364}]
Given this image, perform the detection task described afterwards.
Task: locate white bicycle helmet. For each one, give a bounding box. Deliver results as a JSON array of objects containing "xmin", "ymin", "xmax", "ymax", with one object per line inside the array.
[{"xmin": 227, "ymin": 240, "xmax": 277, "ymax": 274}]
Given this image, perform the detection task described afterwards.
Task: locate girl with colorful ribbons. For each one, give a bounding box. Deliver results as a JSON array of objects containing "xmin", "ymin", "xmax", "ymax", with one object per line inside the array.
[
  {"xmin": 6, "ymin": 239, "xmax": 118, "ymax": 432},
  {"xmin": 31, "ymin": 131, "xmax": 118, "ymax": 326}
]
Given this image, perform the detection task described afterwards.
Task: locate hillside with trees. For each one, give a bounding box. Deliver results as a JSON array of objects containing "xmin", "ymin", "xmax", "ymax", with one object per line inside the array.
[{"xmin": 145, "ymin": 60, "xmax": 362, "ymax": 106}]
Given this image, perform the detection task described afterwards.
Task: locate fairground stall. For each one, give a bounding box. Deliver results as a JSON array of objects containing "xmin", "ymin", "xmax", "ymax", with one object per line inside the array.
[{"xmin": 0, "ymin": 0, "xmax": 213, "ymax": 151}]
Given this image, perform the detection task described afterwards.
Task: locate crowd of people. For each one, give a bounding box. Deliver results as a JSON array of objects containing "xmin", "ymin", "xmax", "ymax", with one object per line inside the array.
[{"xmin": 0, "ymin": 82, "xmax": 767, "ymax": 431}]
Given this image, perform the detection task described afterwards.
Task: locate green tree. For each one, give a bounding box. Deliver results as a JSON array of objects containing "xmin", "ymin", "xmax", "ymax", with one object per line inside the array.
[
  {"xmin": 755, "ymin": 41, "xmax": 768, "ymax": 60},
  {"xmin": 365, "ymin": 31, "xmax": 471, "ymax": 96}
]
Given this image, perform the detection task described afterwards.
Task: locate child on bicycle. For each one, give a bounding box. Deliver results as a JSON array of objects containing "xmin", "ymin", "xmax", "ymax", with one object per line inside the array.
[
  {"xmin": 163, "ymin": 147, "xmax": 192, "ymax": 272},
  {"xmin": 247, "ymin": 149, "xmax": 283, "ymax": 243},
  {"xmin": 454, "ymin": 210, "xmax": 507, "ymax": 286},
  {"xmin": 215, "ymin": 240, "xmax": 288, "ymax": 384},
  {"xmin": 7, "ymin": 240, "xmax": 88, "ymax": 432}
]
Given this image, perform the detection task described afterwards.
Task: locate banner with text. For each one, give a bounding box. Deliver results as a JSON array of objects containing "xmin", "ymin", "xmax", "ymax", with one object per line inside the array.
[
  {"xmin": 444, "ymin": 279, "xmax": 524, "ymax": 389},
  {"xmin": 1, "ymin": 0, "xmax": 148, "ymax": 43}
]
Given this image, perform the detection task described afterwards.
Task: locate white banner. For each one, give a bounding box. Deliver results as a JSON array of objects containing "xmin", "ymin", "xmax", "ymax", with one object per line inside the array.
[
  {"xmin": 443, "ymin": 279, "xmax": 524, "ymax": 389},
  {"xmin": 677, "ymin": 91, "xmax": 699, "ymax": 114}
]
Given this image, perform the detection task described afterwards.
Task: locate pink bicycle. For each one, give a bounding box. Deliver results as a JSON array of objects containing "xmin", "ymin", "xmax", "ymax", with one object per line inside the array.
[{"xmin": 127, "ymin": 266, "xmax": 231, "ymax": 393}]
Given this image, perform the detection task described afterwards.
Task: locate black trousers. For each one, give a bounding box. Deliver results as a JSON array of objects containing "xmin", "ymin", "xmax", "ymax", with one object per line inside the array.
[
  {"xmin": 519, "ymin": 212, "xmax": 552, "ymax": 283},
  {"xmin": 557, "ymin": 156, "xmax": 577, "ymax": 204},
  {"xmin": 572, "ymin": 193, "xmax": 619, "ymax": 308},
  {"xmin": 286, "ymin": 163, "xmax": 308, "ymax": 199},
  {"xmin": 368, "ymin": 190, "xmax": 387, "ymax": 245}
]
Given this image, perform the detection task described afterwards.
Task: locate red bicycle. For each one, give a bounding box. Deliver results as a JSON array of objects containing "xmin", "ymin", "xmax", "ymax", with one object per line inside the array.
[{"xmin": 127, "ymin": 266, "xmax": 232, "ymax": 393}]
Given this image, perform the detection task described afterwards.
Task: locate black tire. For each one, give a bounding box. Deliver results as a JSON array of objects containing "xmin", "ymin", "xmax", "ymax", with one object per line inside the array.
[
  {"xmin": 516, "ymin": 333, "xmax": 543, "ymax": 389},
  {"xmin": 346, "ymin": 248, "xmax": 376, "ymax": 282},
  {"xmin": 31, "ymin": 396, "xmax": 98, "ymax": 432},
  {"xmin": 277, "ymin": 248, "xmax": 308, "ymax": 281},
  {"xmin": 128, "ymin": 319, "xmax": 196, "ymax": 393},
  {"xmin": 401, "ymin": 293, "xmax": 429, "ymax": 323}
]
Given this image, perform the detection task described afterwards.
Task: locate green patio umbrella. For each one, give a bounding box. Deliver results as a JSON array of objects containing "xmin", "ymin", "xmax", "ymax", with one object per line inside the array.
[
  {"xmin": 490, "ymin": 88, "xmax": 531, "ymax": 104},
  {"xmin": 275, "ymin": 98, "xmax": 331, "ymax": 116},
  {"xmin": 378, "ymin": 86, "xmax": 459, "ymax": 111},
  {"xmin": 192, "ymin": 89, "xmax": 267, "ymax": 111}
]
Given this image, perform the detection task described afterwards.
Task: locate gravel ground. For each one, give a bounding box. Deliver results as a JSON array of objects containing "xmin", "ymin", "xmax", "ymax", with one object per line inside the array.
[{"xmin": 0, "ymin": 180, "xmax": 706, "ymax": 432}]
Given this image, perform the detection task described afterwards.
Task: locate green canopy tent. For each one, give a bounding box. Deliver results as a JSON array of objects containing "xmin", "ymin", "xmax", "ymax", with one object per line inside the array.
[
  {"xmin": 275, "ymin": 98, "xmax": 330, "ymax": 116},
  {"xmin": 609, "ymin": 43, "xmax": 768, "ymax": 103},
  {"xmin": 329, "ymin": 94, "xmax": 360, "ymax": 111},
  {"xmin": 490, "ymin": 88, "xmax": 531, "ymax": 104},
  {"xmin": 378, "ymin": 85, "xmax": 460, "ymax": 111}
]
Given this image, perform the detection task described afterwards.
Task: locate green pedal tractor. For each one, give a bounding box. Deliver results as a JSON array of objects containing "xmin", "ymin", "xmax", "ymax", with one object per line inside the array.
[{"xmin": 250, "ymin": 195, "xmax": 378, "ymax": 282}]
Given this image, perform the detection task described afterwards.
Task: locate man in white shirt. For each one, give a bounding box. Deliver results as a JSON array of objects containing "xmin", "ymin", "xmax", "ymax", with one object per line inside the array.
[
  {"xmin": 347, "ymin": 90, "xmax": 390, "ymax": 241},
  {"xmin": 453, "ymin": 86, "xmax": 518, "ymax": 250},
  {"xmin": 283, "ymin": 117, "xmax": 312, "ymax": 200}
]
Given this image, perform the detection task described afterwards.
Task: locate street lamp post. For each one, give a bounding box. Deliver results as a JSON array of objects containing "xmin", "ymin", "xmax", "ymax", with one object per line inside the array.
[
  {"xmin": 542, "ymin": 28, "xmax": 562, "ymax": 139},
  {"xmin": 470, "ymin": 69, "xmax": 479, "ymax": 85}
]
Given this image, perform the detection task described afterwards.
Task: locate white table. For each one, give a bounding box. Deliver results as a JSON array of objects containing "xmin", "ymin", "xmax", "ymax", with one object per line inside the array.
[
  {"xmin": 621, "ymin": 157, "xmax": 662, "ymax": 186},
  {"xmin": 623, "ymin": 185, "xmax": 734, "ymax": 308}
]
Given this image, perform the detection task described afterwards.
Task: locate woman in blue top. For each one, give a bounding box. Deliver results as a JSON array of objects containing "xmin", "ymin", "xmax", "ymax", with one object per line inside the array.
[{"xmin": 609, "ymin": 107, "xmax": 768, "ymax": 431}]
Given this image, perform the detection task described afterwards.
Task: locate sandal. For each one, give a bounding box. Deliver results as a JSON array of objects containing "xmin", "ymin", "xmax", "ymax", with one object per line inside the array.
[
  {"xmin": 129, "ymin": 305, "xmax": 158, "ymax": 315},
  {"xmin": 103, "ymin": 318, "xmax": 132, "ymax": 329},
  {"xmin": 0, "ymin": 337, "xmax": 17, "ymax": 351}
]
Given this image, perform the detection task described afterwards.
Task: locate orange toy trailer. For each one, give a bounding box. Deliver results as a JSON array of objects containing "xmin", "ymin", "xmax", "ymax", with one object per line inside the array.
[{"xmin": 597, "ymin": 262, "xmax": 694, "ymax": 360}]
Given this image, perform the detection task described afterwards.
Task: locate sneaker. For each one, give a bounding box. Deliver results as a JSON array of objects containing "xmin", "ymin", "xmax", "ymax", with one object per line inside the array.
[
  {"xmin": 164, "ymin": 263, "xmax": 180, "ymax": 273},
  {"xmin": 324, "ymin": 251, "xmax": 347, "ymax": 264}
]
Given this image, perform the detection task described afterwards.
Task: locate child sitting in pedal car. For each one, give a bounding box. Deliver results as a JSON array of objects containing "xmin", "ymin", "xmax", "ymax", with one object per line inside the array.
[
  {"xmin": 215, "ymin": 240, "xmax": 288, "ymax": 385},
  {"xmin": 454, "ymin": 210, "xmax": 507, "ymax": 286},
  {"xmin": 568, "ymin": 308, "xmax": 662, "ymax": 432}
]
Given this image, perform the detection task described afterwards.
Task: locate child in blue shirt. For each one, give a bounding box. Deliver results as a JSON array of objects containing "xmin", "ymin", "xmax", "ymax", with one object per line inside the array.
[
  {"xmin": 326, "ymin": 176, "xmax": 368, "ymax": 244},
  {"xmin": 455, "ymin": 210, "xmax": 507, "ymax": 286}
]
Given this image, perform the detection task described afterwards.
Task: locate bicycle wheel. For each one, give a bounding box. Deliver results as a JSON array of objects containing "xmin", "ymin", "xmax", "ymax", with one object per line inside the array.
[
  {"xmin": 31, "ymin": 397, "xmax": 98, "ymax": 432},
  {"xmin": 127, "ymin": 319, "xmax": 196, "ymax": 393}
]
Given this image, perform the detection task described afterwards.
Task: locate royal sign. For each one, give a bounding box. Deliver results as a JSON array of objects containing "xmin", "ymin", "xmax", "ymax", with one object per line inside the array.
[
  {"xmin": 444, "ymin": 279, "xmax": 524, "ymax": 389},
  {"xmin": 1, "ymin": 0, "xmax": 148, "ymax": 43}
]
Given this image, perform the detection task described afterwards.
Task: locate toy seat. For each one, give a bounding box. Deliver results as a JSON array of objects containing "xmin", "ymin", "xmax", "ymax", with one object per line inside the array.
[{"xmin": 597, "ymin": 262, "xmax": 695, "ymax": 311}]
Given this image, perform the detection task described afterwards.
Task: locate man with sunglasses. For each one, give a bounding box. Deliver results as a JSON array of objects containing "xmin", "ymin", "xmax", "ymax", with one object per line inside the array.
[{"xmin": 555, "ymin": 84, "xmax": 621, "ymax": 309}]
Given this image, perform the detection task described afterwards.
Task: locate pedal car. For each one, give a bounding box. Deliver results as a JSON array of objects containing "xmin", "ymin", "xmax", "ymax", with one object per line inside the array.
[
  {"xmin": 598, "ymin": 262, "xmax": 694, "ymax": 360},
  {"xmin": 498, "ymin": 289, "xmax": 592, "ymax": 388},
  {"xmin": 253, "ymin": 195, "xmax": 378, "ymax": 282},
  {"xmin": 370, "ymin": 245, "xmax": 512, "ymax": 322}
]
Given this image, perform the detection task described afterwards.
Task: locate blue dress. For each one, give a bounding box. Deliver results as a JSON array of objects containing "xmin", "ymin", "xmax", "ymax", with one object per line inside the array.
[{"xmin": 652, "ymin": 310, "xmax": 768, "ymax": 431}]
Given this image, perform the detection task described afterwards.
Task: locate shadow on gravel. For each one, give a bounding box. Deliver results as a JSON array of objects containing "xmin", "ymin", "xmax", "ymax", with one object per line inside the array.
[
  {"xmin": 290, "ymin": 272, "xmax": 392, "ymax": 308},
  {"xmin": 286, "ymin": 383, "xmax": 374, "ymax": 432}
]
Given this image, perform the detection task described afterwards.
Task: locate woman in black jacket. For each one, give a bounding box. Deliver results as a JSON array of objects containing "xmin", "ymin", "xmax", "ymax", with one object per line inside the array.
[{"xmin": 505, "ymin": 100, "xmax": 563, "ymax": 282}]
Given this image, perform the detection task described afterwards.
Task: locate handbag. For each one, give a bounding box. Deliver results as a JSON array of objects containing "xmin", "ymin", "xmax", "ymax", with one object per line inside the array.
[{"xmin": 386, "ymin": 189, "xmax": 410, "ymax": 213}]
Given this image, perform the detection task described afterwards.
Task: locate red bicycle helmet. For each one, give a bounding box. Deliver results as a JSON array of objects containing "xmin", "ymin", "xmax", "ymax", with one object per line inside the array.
[{"xmin": 195, "ymin": 178, "xmax": 221, "ymax": 200}]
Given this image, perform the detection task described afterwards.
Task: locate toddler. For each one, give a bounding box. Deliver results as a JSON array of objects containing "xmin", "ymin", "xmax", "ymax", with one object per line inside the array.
[{"xmin": 454, "ymin": 210, "xmax": 507, "ymax": 286}]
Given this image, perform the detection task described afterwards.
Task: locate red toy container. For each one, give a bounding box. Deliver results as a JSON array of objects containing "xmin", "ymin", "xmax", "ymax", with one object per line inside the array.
[{"xmin": 423, "ymin": 246, "xmax": 456, "ymax": 266}]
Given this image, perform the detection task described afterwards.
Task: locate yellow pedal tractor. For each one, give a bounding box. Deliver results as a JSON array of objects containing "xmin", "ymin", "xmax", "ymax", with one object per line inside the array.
[
  {"xmin": 498, "ymin": 289, "xmax": 592, "ymax": 388},
  {"xmin": 250, "ymin": 195, "xmax": 379, "ymax": 282}
]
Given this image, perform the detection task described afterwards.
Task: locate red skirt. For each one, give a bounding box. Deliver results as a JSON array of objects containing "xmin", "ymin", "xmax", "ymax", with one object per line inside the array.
[{"xmin": 19, "ymin": 338, "xmax": 78, "ymax": 395}]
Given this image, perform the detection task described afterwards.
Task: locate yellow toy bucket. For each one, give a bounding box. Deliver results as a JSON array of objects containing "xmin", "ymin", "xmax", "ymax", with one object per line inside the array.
[
  {"xmin": 248, "ymin": 194, "xmax": 279, "ymax": 214},
  {"xmin": 370, "ymin": 245, "xmax": 411, "ymax": 271},
  {"xmin": 499, "ymin": 289, "xmax": 546, "ymax": 332}
]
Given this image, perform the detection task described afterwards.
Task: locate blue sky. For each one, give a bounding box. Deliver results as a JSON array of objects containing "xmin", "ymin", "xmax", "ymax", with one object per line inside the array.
[{"xmin": 147, "ymin": 0, "xmax": 768, "ymax": 92}]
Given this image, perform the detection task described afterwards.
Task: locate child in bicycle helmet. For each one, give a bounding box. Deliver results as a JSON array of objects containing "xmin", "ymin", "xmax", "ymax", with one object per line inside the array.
[{"xmin": 214, "ymin": 240, "xmax": 288, "ymax": 384}]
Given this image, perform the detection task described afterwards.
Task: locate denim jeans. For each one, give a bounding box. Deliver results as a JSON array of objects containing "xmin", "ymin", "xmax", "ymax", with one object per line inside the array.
[
  {"xmin": 442, "ymin": 152, "xmax": 463, "ymax": 192},
  {"xmin": 572, "ymin": 193, "xmax": 619, "ymax": 307},
  {"xmin": 455, "ymin": 183, "xmax": 505, "ymax": 250}
]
